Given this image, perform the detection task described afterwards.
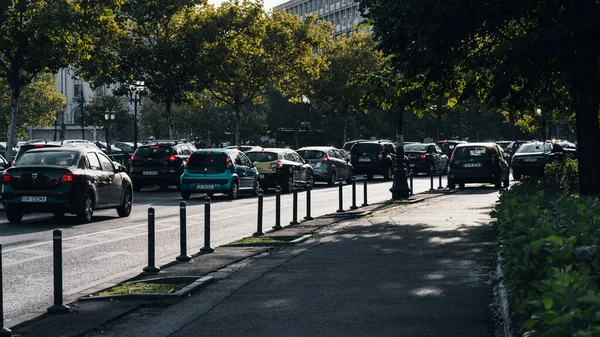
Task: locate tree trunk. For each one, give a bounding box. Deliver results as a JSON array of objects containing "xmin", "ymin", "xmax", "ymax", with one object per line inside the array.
[
  {"xmin": 165, "ymin": 99, "xmax": 174, "ymax": 140},
  {"xmin": 573, "ymin": 29, "xmax": 600, "ymax": 195},
  {"xmin": 234, "ymin": 106, "xmax": 241, "ymax": 146},
  {"xmin": 342, "ymin": 106, "xmax": 348, "ymax": 146},
  {"xmin": 6, "ymin": 89, "xmax": 21, "ymax": 162},
  {"xmin": 105, "ymin": 127, "xmax": 111, "ymax": 153}
]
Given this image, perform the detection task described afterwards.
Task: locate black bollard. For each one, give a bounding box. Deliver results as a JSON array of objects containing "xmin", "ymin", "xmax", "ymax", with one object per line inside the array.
[
  {"xmin": 273, "ymin": 186, "xmax": 282, "ymax": 230},
  {"xmin": 350, "ymin": 176, "xmax": 358, "ymax": 210},
  {"xmin": 429, "ymin": 165, "xmax": 435, "ymax": 191},
  {"xmin": 304, "ymin": 185, "xmax": 313, "ymax": 220},
  {"xmin": 290, "ymin": 188, "xmax": 299, "ymax": 224},
  {"xmin": 253, "ymin": 189, "xmax": 264, "ymax": 237},
  {"xmin": 200, "ymin": 197, "xmax": 214, "ymax": 253},
  {"xmin": 176, "ymin": 202, "xmax": 191, "ymax": 262},
  {"xmin": 143, "ymin": 208, "xmax": 160, "ymax": 273},
  {"xmin": 0, "ymin": 244, "xmax": 13, "ymax": 336},
  {"xmin": 438, "ymin": 168, "xmax": 444, "ymax": 189},
  {"xmin": 47, "ymin": 230, "xmax": 70, "ymax": 313},
  {"xmin": 337, "ymin": 180, "xmax": 345, "ymax": 212},
  {"xmin": 361, "ymin": 175, "xmax": 369, "ymax": 206},
  {"xmin": 409, "ymin": 170, "xmax": 414, "ymax": 196}
]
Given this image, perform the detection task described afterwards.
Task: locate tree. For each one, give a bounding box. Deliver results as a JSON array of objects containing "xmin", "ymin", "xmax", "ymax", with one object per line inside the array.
[
  {"xmin": 84, "ymin": 95, "xmax": 130, "ymax": 151},
  {"xmin": 203, "ymin": 0, "xmax": 331, "ymax": 146},
  {"xmin": 360, "ymin": 0, "xmax": 600, "ymax": 195},
  {"xmin": 0, "ymin": 73, "xmax": 65, "ymax": 140}
]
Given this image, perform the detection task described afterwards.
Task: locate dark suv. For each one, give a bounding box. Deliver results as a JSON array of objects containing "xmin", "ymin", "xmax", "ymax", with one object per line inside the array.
[
  {"xmin": 349, "ymin": 141, "xmax": 396, "ymax": 180},
  {"xmin": 448, "ymin": 143, "xmax": 510, "ymax": 189},
  {"xmin": 129, "ymin": 141, "xmax": 196, "ymax": 191}
]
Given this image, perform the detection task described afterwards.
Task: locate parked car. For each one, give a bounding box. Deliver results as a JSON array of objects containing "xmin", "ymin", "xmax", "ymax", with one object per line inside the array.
[
  {"xmin": 435, "ymin": 140, "xmax": 467, "ymax": 158},
  {"xmin": 245, "ymin": 148, "xmax": 314, "ymax": 192},
  {"xmin": 179, "ymin": 148, "xmax": 260, "ymax": 199},
  {"xmin": 506, "ymin": 140, "xmax": 530, "ymax": 163},
  {"xmin": 404, "ymin": 143, "xmax": 449, "ymax": 175},
  {"xmin": 225, "ymin": 145, "xmax": 263, "ymax": 153},
  {"xmin": 511, "ymin": 141, "xmax": 567, "ymax": 180},
  {"xmin": 297, "ymin": 146, "xmax": 353, "ymax": 186},
  {"xmin": 349, "ymin": 141, "xmax": 396, "ymax": 180},
  {"xmin": 2, "ymin": 147, "xmax": 133, "ymax": 223},
  {"xmin": 447, "ymin": 142, "xmax": 510, "ymax": 189},
  {"xmin": 129, "ymin": 141, "xmax": 196, "ymax": 191},
  {"xmin": 342, "ymin": 139, "xmax": 367, "ymax": 160},
  {"xmin": 114, "ymin": 142, "xmax": 135, "ymax": 153}
]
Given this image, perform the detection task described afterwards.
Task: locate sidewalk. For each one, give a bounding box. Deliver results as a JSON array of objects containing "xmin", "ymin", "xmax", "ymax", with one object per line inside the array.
[{"xmin": 10, "ymin": 188, "xmax": 500, "ymax": 337}]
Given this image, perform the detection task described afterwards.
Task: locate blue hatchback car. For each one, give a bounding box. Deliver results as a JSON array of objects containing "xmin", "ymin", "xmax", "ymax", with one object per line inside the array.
[{"xmin": 179, "ymin": 149, "xmax": 260, "ymax": 200}]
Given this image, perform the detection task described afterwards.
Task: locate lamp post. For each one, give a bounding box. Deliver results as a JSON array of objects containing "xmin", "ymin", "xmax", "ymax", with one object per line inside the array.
[
  {"xmin": 302, "ymin": 95, "xmax": 310, "ymax": 147},
  {"xmin": 104, "ymin": 110, "xmax": 116, "ymax": 152},
  {"xmin": 129, "ymin": 84, "xmax": 144, "ymax": 150},
  {"xmin": 389, "ymin": 108, "xmax": 411, "ymax": 199},
  {"xmin": 79, "ymin": 81, "xmax": 85, "ymax": 140}
]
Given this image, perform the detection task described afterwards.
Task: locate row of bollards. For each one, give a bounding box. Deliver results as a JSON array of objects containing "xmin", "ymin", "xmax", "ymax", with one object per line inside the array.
[
  {"xmin": 0, "ymin": 175, "xmax": 372, "ymax": 329},
  {"xmin": 429, "ymin": 165, "xmax": 447, "ymax": 191}
]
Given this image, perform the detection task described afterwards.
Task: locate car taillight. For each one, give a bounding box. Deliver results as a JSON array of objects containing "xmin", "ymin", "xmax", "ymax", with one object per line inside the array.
[
  {"xmin": 226, "ymin": 157, "xmax": 233, "ymax": 169},
  {"xmin": 61, "ymin": 173, "xmax": 74, "ymax": 183},
  {"xmin": 420, "ymin": 154, "xmax": 426, "ymax": 159},
  {"xmin": 378, "ymin": 151, "xmax": 383, "ymax": 160},
  {"xmin": 270, "ymin": 161, "xmax": 283, "ymax": 169},
  {"xmin": 322, "ymin": 156, "xmax": 329, "ymax": 163},
  {"xmin": 162, "ymin": 155, "xmax": 177, "ymax": 162},
  {"xmin": 130, "ymin": 155, "xmax": 142, "ymax": 162},
  {"xmin": 2, "ymin": 173, "xmax": 10, "ymax": 184}
]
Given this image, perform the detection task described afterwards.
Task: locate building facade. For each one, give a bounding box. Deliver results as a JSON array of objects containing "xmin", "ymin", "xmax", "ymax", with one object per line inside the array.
[{"xmin": 275, "ymin": 0, "xmax": 365, "ymax": 36}]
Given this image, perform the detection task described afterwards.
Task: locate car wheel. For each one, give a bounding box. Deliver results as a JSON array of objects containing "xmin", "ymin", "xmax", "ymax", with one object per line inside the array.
[
  {"xmin": 284, "ymin": 173, "xmax": 294, "ymax": 193},
  {"xmin": 513, "ymin": 171, "xmax": 521, "ymax": 180},
  {"xmin": 328, "ymin": 171, "xmax": 337, "ymax": 186},
  {"xmin": 53, "ymin": 211, "xmax": 65, "ymax": 218},
  {"xmin": 307, "ymin": 174, "xmax": 314, "ymax": 189},
  {"xmin": 251, "ymin": 180, "xmax": 261, "ymax": 196},
  {"xmin": 228, "ymin": 180, "xmax": 239, "ymax": 199},
  {"xmin": 134, "ymin": 184, "xmax": 142, "ymax": 192},
  {"xmin": 6, "ymin": 208, "xmax": 23, "ymax": 223},
  {"xmin": 77, "ymin": 192, "xmax": 94, "ymax": 223},
  {"xmin": 181, "ymin": 191, "xmax": 191, "ymax": 200},
  {"xmin": 345, "ymin": 171, "xmax": 354, "ymax": 184},
  {"xmin": 383, "ymin": 165, "xmax": 393, "ymax": 180},
  {"xmin": 458, "ymin": 183, "xmax": 465, "ymax": 189},
  {"xmin": 117, "ymin": 188, "xmax": 133, "ymax": 217}
]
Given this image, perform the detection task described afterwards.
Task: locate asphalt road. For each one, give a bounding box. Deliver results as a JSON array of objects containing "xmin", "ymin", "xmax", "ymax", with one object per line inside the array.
[{"xmin": 0, "ymin": 174, "xmax": 439, "ymax": 327}]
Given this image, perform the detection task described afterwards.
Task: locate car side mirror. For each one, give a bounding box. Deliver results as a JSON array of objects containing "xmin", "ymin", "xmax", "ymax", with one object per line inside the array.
[{"xmin": 253, "ymin": 161, "xmax": 258, "ymax": 167}]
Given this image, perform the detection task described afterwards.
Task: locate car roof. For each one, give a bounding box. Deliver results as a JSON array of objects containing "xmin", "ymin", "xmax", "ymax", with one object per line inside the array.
[
  {"xmin": 297, "ymin": 146, "xmax": 335, "ymax": 151},
  {"xmin": 194, "ymin": 148, "xmax": 238, "ymax": 153},
  {"xmin": 246, "ymin": 148, "xmax": 291, "ymax": 153},
  {"xmin": 455, "ymin": 142, "xmax": 497, "ymax": 148},
  {"xmin": 25, "ymin": 147, "xmax": 90, "ymax": 153}
]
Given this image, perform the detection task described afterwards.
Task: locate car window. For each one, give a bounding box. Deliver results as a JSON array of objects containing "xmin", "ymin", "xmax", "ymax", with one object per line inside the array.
[
  {"xmin": 134, "ymin": 146, "xmax": 174, "ymax": 158},
  {"xmin": 292, "ymin": 152, "xmax": 304, "ymax": 163},
  {"xmin": 404, "ymin": 144, "xmax": 428, "ymax": 152},
  {"xmin": 434, "ymin": 144, "xmax": 443, "ymax": 154},
  {"xmin": 234, "ymin": 153, "xmax": 244, "ymax": 166},
  {"xmin": 97, "ymin": 153, "xmax": 115, "ymax": 172},
  {"xmin": 247, "ymin": 152, "xmax": 279, "ymax": 162},
  {"xmin": 283, "ymin": 152, "xmax": 294, "ymax": 161},
  {"xmin": 518, "ymin": 143, "xmax": 546, "ymax": 153},
  {"xmin": 298, "ymin": 150, "xmax": 326, "ymax": 159},
  {"xmin": 452, "ymin": 146, "xmax": 491, "ymax": 160},
  {"xmin": 327, "ymin": 150, "xmax": 338, "ymax": 158},
  {"xmin": 239, "ymin": 153, "xmax": 252, "ymax": 166},
  {"xmin": 17, "ymin": 151, "xmax": 79, "ymax": 167},
  {"xmin": 351, "ymin": 143, "xmax": 380, "ymax": 154},
  {"xmin": 385, "ymin": 144, "xmax": 396, "ymax": 154},
  {"xmin": 333, "ymin": 149, "xmax": 345, "ymax": 159},
  {"xmin": 187, "ymin": 152, "xmax": 228, "ymax": 174},
  {"xmin": 86, "ymin": 153, "xmax": 102, "ymax": 170}
]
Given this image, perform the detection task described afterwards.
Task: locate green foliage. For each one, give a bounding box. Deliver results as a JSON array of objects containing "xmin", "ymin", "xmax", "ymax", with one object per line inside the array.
[
  {"xmin": 543, "ymin": 158, "xmax": 579, "ymax": 195},
  {"xmin": 492, "ymin": 179, "xmax": 600, "ymax": 336}
]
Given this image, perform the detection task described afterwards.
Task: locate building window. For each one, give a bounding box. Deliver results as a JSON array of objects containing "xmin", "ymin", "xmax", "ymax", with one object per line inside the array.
[{"xmin": 73, "ymin": 79, "xmax": 83, "ymax": 100}]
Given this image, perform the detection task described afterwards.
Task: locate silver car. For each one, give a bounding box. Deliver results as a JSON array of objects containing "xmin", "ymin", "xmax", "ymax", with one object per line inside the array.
[{"xmin": 297, "ymin": 146, "xmax": 354, "ymax": 186}]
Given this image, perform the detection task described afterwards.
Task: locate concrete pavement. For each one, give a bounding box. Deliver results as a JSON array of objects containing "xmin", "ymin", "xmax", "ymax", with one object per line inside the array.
[{"xmin": 9, "ymin": 187, "xmax": 501, "ymax": 337}]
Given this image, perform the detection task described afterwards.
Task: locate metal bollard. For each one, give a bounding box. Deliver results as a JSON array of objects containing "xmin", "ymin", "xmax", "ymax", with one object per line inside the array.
[
  {"xmin": 429, "ymin": 166, "xmax": 435, "ymax": 191},
  {"xmin": 290, "ymin": 188, "xmax": 299, "ymax": 224},
  {"xmin": 304, "ymin": 185, "xmax": 313, "ymax": 220},
  {"xmin": 361, "ymin": 175, "xmax": 369, "ymax": 206},
  {"xmin": 350, "ymin": 176, "xmax": 358, "ymax": 209},
  {"xmin": 438, "ymin": 168, "xmax": 444, "ymax": 189},
  {"xmin": 200, "ymin": 197, "xmax": 214, "ymax": 253},
  {"xmin": 337, "ymin": 180, "xmax": 345, "ymax": 212},
  {"xmin": 0, "ymin": 244, "xmax": 13, "ymax": 336},
  {"xmin": 273, "ymin": 186, "xmax": 282, "ymax": 230},
  {"xmin": 253, "ymin": 189, "xmax": 264, "ymax": 237},
  {"xmin": 176, "ymin": 202, "xmax": 191, "ymax": 262},
  {"xmin": 409, "ymin": 170, "xmax": 414, "ymax": 195},
  {"xmin": 143, "ymin": 208, "xmax": 160, "ymax": 273},
  {"xmin": 47, "ymin": 230, "xmax": 70, "ymax": 313}
]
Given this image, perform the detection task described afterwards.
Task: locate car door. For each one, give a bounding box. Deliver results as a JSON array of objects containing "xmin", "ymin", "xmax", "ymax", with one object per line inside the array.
[
  {"xmin": 239, "ymin": 153, "xmax": 258, "ymax": 189},
  {"xmin": 434, "ymin": 144, "xmax": 448, "ymax": 168},
  {"xmin": 233, "ymin": 152, "xmax": 250, "ymax": 189},
  {"xmin": 292, "ymin": 151, "xmax": 309, "ymax": 183},
  {"xmin": 97, "ymin": 152, "xmax": 123, "ymax": 205},
  {"xmin": 85, "ymin": 152, "xmax": 110, "ymax": 207},
  {"xmin": 333, "ymin": 149, "xmax": 349, "ymax": 178}
]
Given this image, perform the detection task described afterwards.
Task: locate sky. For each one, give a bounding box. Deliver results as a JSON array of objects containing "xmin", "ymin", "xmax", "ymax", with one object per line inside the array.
[{"xmin": 208, "ymin": 0, "xmax": 285, "ymax": 10}]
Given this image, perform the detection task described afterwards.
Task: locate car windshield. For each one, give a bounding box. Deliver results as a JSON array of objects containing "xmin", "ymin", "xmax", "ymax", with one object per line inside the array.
[
  {"xmin": 351, "ymin": 143, "xmax": 380, "ymax": 153},
  {"xmin": 452, "ymin": 146, "xmax": 491, "ymax": 160},
  {"xmin": 246, "ymin": 152, "xmax": 279, "ymax": 162},
  {"xmin": 187, "ymin": 152, "xmax": 228, "ymax": 173},
  {"xmin": 518, "ymin": 143, "xmax": 550, "ymax": 153},
  {"xmin": 297, "ymin": 150, "xmax": 326, "ymax": 160},
  {"xmin": 15, "ymin": 145, "xmax": 60, "ymax": 161},
  {"xmin": 17, "ymin": 151, "xmax": 79, "ymax": 167},
  {"xmin": 404, "ymin": 144, "xmax": 428, "ymax": 151},
  {"xmin": 134, "ymin": 146, "xmax": 173, "ymax": 158}
]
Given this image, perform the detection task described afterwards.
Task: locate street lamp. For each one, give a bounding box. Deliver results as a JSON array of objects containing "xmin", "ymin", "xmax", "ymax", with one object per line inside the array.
[
  {"xmin": 104, "ymin": 110, "xmax": 116, "ymax": 152},
  {"xmin": 389, "ymin": 109, "xmax": 412, "ymax": 199},
  {"xmin": 129, "ymin": 83, "xmax": 145, "ymax": 150},
  {"xmin": 302, "ymin": 95, "xmax": 310, "ymax": 146}
]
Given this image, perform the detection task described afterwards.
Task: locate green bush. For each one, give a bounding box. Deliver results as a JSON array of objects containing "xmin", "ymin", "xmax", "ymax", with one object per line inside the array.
[
  {"xmin": 492, "ymin": 178, "xmax": 600, "ymax": 337},
  {"xmin": 543, "ymin": 158, "xmax": 579, "ymax": 195}
]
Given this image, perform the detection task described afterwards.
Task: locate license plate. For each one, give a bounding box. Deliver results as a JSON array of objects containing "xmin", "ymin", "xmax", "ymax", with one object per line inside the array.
[
  {"xmin": 524, "ymin": 158, "xmax": 537, "ymax": 162},
  {"xmin": 22, "ymin": 196, "xmax": 47, "ymax": 202},
  {"xmin": 409, "ymin": 163, "xmax": 415, "ymax": 167},
  {"xmin": 143, "ymin": 171, "xmax": 158, "ymax": 176},
  {"xmin": 197, "ymin": 184, "xmax": 214, "ymax": 190},
  {"xmin": 464, "ymin": 163, "xmax": 482, "ymax": 168},
  {"xmin": 359, "ymin": 157, "xmax": 371, "ymax": 162}
]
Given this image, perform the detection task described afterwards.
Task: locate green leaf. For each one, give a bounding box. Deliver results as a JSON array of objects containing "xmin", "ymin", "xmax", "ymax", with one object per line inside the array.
[
  {"xmin": 545, "ymin": 235, "xmax": 563, "ymax": 246},
  {"xmin": 578, "ymin": 296, "xmax": 600, "ymax": 306},
  {"xmin": 543, "ymin": 297, "xmax": 553, "ymax": 309}
]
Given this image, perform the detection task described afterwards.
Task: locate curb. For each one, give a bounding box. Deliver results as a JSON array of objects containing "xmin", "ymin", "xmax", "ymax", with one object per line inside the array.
[
  {"xmin": 223, "ymin": 234, "xmax": 312, "ymax": 247},
  {"xmin": 495, "ymin": 260, "xmax": 515, "ymax": 337}
]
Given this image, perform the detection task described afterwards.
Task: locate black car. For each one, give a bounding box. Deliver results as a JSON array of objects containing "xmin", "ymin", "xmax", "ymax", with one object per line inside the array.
[
  {"xmin": 511, "ymin": 141, "xmax": 566, "ymax": 180},
  {"xmin": 246, "ymin": 148, "xmax": 314, "ymax": 192},
  {"xmin": 436, "ymin": 140, "xmax": 467, "ymax": 158},
  {"xmin": 2, "ymin": 147, "xmax": 133, "ymax": 223},
  {"xmin": 506, "ymin": 140, "xmax": 530, "ymax": 164},
  {"xmin": 404, "ymin": 143, "xmax": 449, "ymax": 175},
  {"xmin": 349, "ymin": 141, "xmax": 396, "ymax": 180},
  {"xmin": 447, "ymin": 142, "xmax": 510, "ymax": 189},
  {"xmin": 297, "ymin": 146, "xmax": 353, "ymax": 185},
  {"xmin": 129, "ymin": 141, "xmax": 196, "ymax": 191}
]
